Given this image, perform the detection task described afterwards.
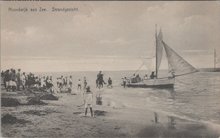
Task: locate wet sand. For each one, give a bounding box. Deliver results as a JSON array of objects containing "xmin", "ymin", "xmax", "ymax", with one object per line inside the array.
[{"xmin": 1, "ymin": 87, "xmax": 220, "ymax": 137}]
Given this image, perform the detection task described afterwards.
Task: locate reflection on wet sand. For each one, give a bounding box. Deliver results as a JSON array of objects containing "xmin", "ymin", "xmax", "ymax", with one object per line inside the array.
[{"xmin": 168, "ymin": 116, "xmax": 176, "ymax": 129}]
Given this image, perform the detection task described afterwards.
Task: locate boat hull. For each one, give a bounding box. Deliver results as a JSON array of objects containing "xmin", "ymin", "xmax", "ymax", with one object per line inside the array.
[{"xmin": 126, "ymin": 77, "xmax": 175, "ymax": 88}]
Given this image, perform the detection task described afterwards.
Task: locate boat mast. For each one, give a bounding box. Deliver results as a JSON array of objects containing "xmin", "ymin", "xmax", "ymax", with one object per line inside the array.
[
  {"xmin": 155, "ymin": 24, "xmax": 158, "ymax": 78},
  {"xmin": 214, "ymin": 48, "xmax": 216, "ymax": 71}
]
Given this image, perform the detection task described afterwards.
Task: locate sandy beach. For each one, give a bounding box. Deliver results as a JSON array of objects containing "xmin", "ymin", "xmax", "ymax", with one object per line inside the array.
[{"xmin": 1, "ymin": 86, "xmax": 220, "ymax": 138}]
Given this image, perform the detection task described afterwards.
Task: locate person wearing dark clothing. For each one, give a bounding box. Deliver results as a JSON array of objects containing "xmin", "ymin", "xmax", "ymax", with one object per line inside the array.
[
  {"xmin": 150, "ymin": 72, "xmax": 155, "ymax": 79},
  {"xmin": 16, "ymin": 69, "xmax": 21, "ymax": 90},
  {"xmin": 9, "ymin": 69, "xmax": 17, "ymax": 92},
  {"xmin": 96, "ymin": 71, "xmax": 105, "ymax": 89},
  {"xmin": 123, "ymin": 77, "xmax": 127, "ymax": 88},
  {"xmin": 64, "ymin": 76, "xmax": 68, "ymax": 86},
  {"xmin": 45, "ymin": 76, "xmax": 53, "ymax": 89},
  {"xmin": 131, "ymin": 74, "xmax": 137, "ymax": 83},
  {"xmin": 96, "ymin": 78, "xmax": 98, "ymax": 88},
  {"xmin": 62, "ymin": 77, "xmax": 66, "ymax": 87},
  {"xmin": 4, "ymin": 70, "xmax": 10, "ymax": 91},
  {"xmin": 135, "ymin": 74, "xmax": 141, "ymax": 82},
  {"xmin": 107, "ymin": 77, "xmax": 113, "ymax": 88},
  {"xmin": 77, "ymin": 79, "xmax": 82, "ymax": 90},
  {"xmin": 83, "ymin": 77, "xmax": 87, "ymax": 90},
  {"xmin": 1, "ymin": 71, "xmax": 5, "ymax": 88}
]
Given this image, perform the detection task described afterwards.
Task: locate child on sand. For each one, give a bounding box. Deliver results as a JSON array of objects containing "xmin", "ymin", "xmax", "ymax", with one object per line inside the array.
[
  {"xmin": 84, "ymin": 86, "xmax": 93, "ymax": 117},
  {"xmin": 107, "ymin": 77, "xmax": 113, "ymax": 88}
]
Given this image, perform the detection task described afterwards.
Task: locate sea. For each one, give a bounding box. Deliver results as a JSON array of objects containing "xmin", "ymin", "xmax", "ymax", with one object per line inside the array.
[{"xmin": 36, "ymin": 70, "xmax": 220, "ymax": 125}]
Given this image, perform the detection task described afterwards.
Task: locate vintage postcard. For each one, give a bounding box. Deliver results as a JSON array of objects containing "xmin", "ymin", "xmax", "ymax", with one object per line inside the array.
[{"xmin": 1, "ymin": 1, "xmax": 220, "ymax": 137}]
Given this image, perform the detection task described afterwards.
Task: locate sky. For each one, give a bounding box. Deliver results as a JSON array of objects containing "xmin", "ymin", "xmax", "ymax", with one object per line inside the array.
[{"xmin": 1, "ymin": 1, "xmax": 220, "ymax": 72}]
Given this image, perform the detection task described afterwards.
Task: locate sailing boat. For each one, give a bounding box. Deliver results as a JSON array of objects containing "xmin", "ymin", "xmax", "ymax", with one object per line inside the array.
[{"xmin": 126, "ymin": 26, "xmax": 198, "ymax": 88}]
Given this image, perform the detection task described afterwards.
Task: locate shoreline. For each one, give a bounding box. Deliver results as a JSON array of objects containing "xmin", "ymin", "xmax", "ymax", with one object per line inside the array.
[{"xmin": 1, "ymin": 88, "xmax": 220, "ymax": 137}]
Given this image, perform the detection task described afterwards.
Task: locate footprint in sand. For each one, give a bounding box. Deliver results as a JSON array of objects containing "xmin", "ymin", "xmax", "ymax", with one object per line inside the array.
[{"xmin": 73, "ymin": 112, "xmax": 82, "ymax": 115}]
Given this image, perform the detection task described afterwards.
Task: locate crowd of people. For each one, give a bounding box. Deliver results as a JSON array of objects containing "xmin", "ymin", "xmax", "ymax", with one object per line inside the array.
[
  {"xmin": 56, "ymin": 75, "xmax": 73, "ymax": 92},
  {"xmin": 0, "ymin": 69, "xmax": 113, "ymax": 117},
  {"xmin": 55, "ymin": 75, "xmax": 89, "ymax": 93},
  {"xmin": 121, "ymin": 71, "xmax": 156, "ymax": 88},
  {"xmin": 1, "ymin": 68, "xmax": 158, "ymax": 93},
  {"xmin": 1, "ymin": 68, "xmax": 54, "ymax": 92},
  {"xmin": 1, "ymin": 69, "xmax": 114, "ymax": 93}
]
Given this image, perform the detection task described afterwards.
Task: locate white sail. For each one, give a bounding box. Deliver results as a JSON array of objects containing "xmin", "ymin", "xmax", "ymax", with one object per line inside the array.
[
  {"xmin": 162, "ymin": 41, "xmax": 197, "ymax": 77},
  {"xmin": 156, "ymin": 29, "xmax": 163, "ymax": 73}
]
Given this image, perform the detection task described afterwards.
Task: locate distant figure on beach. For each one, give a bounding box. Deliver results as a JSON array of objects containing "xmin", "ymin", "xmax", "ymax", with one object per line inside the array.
[
  {"xmin": 84, "ymin": 86, "xmax": 93, "ymax": 117},
  {"xmin": 122, "ymin": 77, "xmax": 127, "ymax": 88},
  {"xmin": 59, "ymin": 76, "xmax": 63, "ymax": 88},
  {"xmin": 16, "ymin": 69, "xmax": 21, "ymax": 91},
  {"xmin": 107, "ymin": 77, "xmax": 113, "ymax": 88},
  {"xmin": 4, "ymin": 70, "xmax": 10, "ymax": 91},
  {"xmin": 56, "ymin": 78, "xmax": 60, "ymax": 88},
  {"xmin": 67, "ymin": 76, "xmax": 73, "ymax": 93},
  {"xmin": 64, "ymin": 76, "xmax": 68, "ymax": 87},
  {"xmin": 135, "ymin": 74, "xmax": 141, "ymax": 82},
  {"xmin": 20, "ymin": 72, "xmax": 26, "ymax": 90},
  {"xmin": 9, "ymin": 69, "xmax": 17, "ymax": 92},
  {"xmin": 131, "ymin": 74, "xmax": 136, "ymax": 83},
  {"xmin": 83, "ymin": 77, "xmax": 87, "ymax": 90},
  {"xmin": 69, "ymin": 76, "xmax": 73, "ymax": 88},
  {"xmin": 96, "ymin": 71, "xmax": 105, "ymax": 89},
  {"xmin": 150, "ymin": 72, "xmax": 156, "ymax": 79},
  {"xmin": 77, "ymin": 79, "xmax": 82, "ymax": 90},
  {"xmin": 41, "ymin": 76, "xmax": 46, "ymax": 88},
  {"xmin": 62, "ymin": 76, "xmax": 66, "ymax": 87},
  {"xmin": 45, "ymin": 76, "xmax": 54, "ymax": 93},
  {"xmin": 143, "ymin": 74, "xmax": 148, "ymax": 80}
]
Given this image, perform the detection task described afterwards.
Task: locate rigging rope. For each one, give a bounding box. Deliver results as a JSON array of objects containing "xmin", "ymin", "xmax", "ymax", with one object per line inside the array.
[
  {"xmin": 175, "ymin": 78, "xmax": 193, "ymax": 86},
  {"xmin": 133, "ymin": 62, "xmax": 144, "ymax": 75},
  {"xmin": 114, "ymin": 55, "xmax": 155, "ymax": 80}
]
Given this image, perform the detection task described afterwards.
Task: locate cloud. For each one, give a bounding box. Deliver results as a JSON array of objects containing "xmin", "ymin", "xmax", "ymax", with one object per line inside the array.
[
  {"xmin": 1, "ymin": 1, "xmax": 220, "ymax": 71},
  {"xmin": 138, "ymin": 2, "xmax": 220, "ymax": 51}
]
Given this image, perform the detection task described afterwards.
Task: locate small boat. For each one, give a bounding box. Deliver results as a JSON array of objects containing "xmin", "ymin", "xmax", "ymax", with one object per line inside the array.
[{"xmin": 126, "ymin": 25, "xmax": 198, "ymax": 88}]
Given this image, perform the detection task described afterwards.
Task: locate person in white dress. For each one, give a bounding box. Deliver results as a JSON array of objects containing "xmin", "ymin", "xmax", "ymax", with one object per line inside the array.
[{"xmin": 84, "ymin": 86, "xmax": 93, "ymax": 117}]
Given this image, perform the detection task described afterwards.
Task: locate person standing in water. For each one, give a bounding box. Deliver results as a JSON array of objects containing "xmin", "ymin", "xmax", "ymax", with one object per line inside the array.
[
  {"xmin": 96, "ymin": 71, "xmax": 105, "ymax": 88},
  {"xmin": 84, "ymin": 86, "xmax": 93, "ymax": 117},
  {"xmin": 107, "ymin": 77, "xmax": 113, "ymax": 88},
  {"xmin": 77, "ymin": 79, "xmax": 82, "ymax": 90},
  {"xmin": 68, "ymin": 76, "xmax": 73, "ymax": 89},
  {"xmin": 122, "ymin": 77, "xmax": 127, "ymax": 88},
  {"xmin": 83, "ymin": 77, "xmax": 87, "ymax": 90},
  {"xmin": 69, "ymin": 76, "xmax": 73, "ymax": 88}
]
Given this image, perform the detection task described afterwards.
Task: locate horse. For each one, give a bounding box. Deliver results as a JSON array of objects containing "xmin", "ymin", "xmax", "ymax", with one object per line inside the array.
[{"xmin": 96, "ymin": 77, "xmax": 105, "ymax": 89}]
